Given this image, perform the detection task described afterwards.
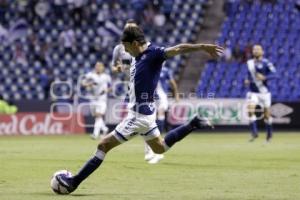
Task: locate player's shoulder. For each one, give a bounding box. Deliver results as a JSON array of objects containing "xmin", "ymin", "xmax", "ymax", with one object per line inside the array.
[
  {"xmin": 85, "ymin": 71, "xmax": 94, "ymax": 76},
  {"xmin": 246, "ymin": 59, "xmax": 255, "ymax": 65},
  {"xmin": 103, "ymin": 73, "xmax": 111, "ymax": 80},
  {"xmin": 262, "ymin": 58, "xmax": 272, "ymax": 64},
  {"xmin": 113, "ymin": 44, "xmax": 123, "ymax": 51},
  {"xmin": 145, "ymin": 43, "xmax": 163, "ymax": 51}
]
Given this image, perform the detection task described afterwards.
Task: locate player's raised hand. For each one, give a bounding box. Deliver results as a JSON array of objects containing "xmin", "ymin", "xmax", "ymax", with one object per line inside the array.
[
  {"xmin": 112, "ymin": 61, "xmax": 123, "ymax": 73},
  {"xmin": 202, "ymin": 44, "xmax": 224, "ymax": 58}
]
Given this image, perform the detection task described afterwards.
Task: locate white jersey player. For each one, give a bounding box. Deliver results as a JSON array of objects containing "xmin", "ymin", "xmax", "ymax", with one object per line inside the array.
[
  {"xmin": 245, "ymin": 45, "xmax": 277, "ymax": 142},
  {"xmin": 82, "ymin": 62, "xmax": 111, "ymax": 139},
  {"xmin": 156, "ymin": 65, "xmax": 179, "ymax": 133}
]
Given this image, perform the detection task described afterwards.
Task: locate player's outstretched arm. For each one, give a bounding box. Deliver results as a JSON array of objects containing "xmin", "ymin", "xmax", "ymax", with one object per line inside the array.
[{"xmin": 165, "ymin": 43, "xmax": 224, "ymax": 59}]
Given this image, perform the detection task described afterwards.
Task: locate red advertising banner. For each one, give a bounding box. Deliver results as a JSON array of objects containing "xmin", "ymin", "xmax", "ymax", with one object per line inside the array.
[{"xmin": 0, "ymin": 112, "xmax": 85, "ymax": 135}]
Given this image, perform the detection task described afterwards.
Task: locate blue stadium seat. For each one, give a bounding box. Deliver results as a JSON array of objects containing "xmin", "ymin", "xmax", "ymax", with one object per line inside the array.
[{"xmin": 197, "ymin": 1, "xmax": 300, "ymax": 102}]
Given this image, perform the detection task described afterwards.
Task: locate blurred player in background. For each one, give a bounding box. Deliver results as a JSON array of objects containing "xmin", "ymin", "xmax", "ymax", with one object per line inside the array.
[
  {"xmin": 56, "ymin": 26, "xmax": 222, "ymax": 193},
  {"xmin": 81, "ymin": 62, "xmax": 112, "ymax": 139},
  {"xmin": 244, "ymin": 45, "xmax": 277, "ymax": 142},
  {"xmin": 156, "ymin": 64, "xmax": 179, "ymax": 133},
  {"xmin": 111, "ymin": 19, "xmax": 164, "ymax": 164}
]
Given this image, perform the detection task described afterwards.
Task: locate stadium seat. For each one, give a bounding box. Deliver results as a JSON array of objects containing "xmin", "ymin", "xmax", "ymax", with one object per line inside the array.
[{"xmin": 197, "ymin": 0, "xmax": 300, "ymax": 102}]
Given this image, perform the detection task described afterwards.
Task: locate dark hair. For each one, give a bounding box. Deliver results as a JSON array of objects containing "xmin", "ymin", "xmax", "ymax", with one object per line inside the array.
[
  {"xmin": 126, "ymin": 19, "xmax": 136, "ymax": 24},
  {"xmin": 121, "ymin": 26, "xmax": 146, "ymax": 44}
]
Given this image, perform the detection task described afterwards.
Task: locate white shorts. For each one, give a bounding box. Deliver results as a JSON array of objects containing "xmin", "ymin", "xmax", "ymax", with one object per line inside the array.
[
  {"xmin": 90, "ymin": 100, "xmax": 107, "ymax": 115},
  {"xmin": 156, "ymin": 88, "xmax": 169, "ymax": 111},
  {"xmin": 246, "ymin": 92, "xmax": 271, "ymax": 108},
  {"xmin": 114, "ymin": 110, "xmax": 160, "ymax": 143}
]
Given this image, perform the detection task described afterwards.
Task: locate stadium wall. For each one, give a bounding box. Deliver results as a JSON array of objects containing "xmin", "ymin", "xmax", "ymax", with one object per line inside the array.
[
  {"xmin": 2, "ymin": 99, "xmax": 299, "ymax": 135},
  {"xmin": 0, "ymin": 112, "xmax": 85, "ymax": 135}
]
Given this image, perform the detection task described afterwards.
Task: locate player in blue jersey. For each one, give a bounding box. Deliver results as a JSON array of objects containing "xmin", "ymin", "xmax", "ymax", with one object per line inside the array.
[
  {"xmin": 244, "ymin": 45, "xmax": 277, "ymax": 142},
  {"xmin": 111, "ymin": 20, "xmax": 164, "ymax": 164},
  {"xmin": 56, "ymin": 26, "xmax": 223, "ymax": 193}
]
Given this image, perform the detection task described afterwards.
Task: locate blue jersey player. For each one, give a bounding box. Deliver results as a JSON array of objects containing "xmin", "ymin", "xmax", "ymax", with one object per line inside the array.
[
  {"xmin": 245, "ymin": 45, "xmax": 277, "ymax": 142},
  {"xmin": 56, "ymin": 26, "xmax": 223, "ymax": 193}
]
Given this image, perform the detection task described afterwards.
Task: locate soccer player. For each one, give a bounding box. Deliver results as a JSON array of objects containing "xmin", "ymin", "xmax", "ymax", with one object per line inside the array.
[
  {"xmin": 112, "ymin": 20, "xmax": 164, "ymax": 164},
  {"xmin": 244, "ymin": 45, "xmax": 277, "ymax": 142},
  {"xmin": 81, "ymin": 62, "xmax": 112, "ymax": 139},
  {"xmin": 56, "ymin": 26, "xmax": 223, "ymax": 193}
]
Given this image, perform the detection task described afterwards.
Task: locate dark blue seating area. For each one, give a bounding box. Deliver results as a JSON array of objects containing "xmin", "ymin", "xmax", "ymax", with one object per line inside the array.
[
  {"xmin": 0, "ymin": 0, "xmax": 208, "ymax": 101},
  {"xmin": 197, "ymin": 1, "xmax": 300, "ymax": 101}
]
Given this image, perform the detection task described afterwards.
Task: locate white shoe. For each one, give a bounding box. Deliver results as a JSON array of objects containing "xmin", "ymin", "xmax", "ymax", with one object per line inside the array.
[
  {"xmin": 90, "ymin": 133, "xmax": 99, "ymax": 140},
  {"xmin": 148, "ymin": 154, "xmax": 164, "ymax": 164},
  {"xmin": 102, "ymin": 126, "xmax": 109, "ymax": 135},
  {"xmin": 144, "ymin": 153, "xmax": 155, "ymax": 161}
]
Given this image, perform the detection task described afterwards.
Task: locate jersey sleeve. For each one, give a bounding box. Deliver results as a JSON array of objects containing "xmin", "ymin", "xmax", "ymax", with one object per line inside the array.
[
  {"xmin": 267, "ymin": 60, "xmax": 276, "ymax": 73},
  {"xmin": 266, "ymin": 60, "xmax": 278, "ymax": 80},
  {"xmin": 153, "ymin": 46, "xmax": 167, "ymax": 64},
  {"xmin": 111, "ymin": 45, "xmax": 120, "ymax": 67},
  {"xmin": 83, "ymin": 72, "xmax": 92, "ymax": 81},
  {"xmin": 81, "ymin": 72, "xmax": 93, "ymax": 85}
]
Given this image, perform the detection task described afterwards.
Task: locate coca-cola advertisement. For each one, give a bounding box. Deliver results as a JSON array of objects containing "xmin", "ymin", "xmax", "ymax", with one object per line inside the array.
[{"xmin": 0, "ymin": 112, "xmax": 85, "ymax": 135}]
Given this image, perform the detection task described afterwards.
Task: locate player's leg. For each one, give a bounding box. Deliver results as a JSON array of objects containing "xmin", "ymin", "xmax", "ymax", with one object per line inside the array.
[
  {"xmin": 145, "ymin": 115, "xmax": 213, "ymax": 154},
  {"xmin": 56, "ymin": 112, "xmax": 140, "ymax": 193},
  {"xmin": 91, "ymin": 102, "xmax": 108, "ymax": 139},
  {"xmin": 144, "ymin": 124, "xmax": 164, "ymax": 164},
  {"xmin": 264, "ymin": 108, "xmax": 272, "ymax": 142},
  {"xmin": 263, "ymin": 93, "xmax": 273, "ymax": 142},
  {"xmin": 92, "ymin": 113, "xmax": 105, "ymax": 139},
  {"xmin": 144, "ymin": 143, "xmax": 155, "ymax": 161},
  {"xmin": 248, "ymin": 104, "xmax": 258, "ymax": 141},
  {"xmin": 56, "ymin": 132, "xmax": 122, "ymax": 193},
  {"xmin": 98, "ymin": 101, "xmax": 109, "ymax": 135},
  {"xmin": 146, "ymin": 94, "xmax": 168, "ymax": 164},
  {"xmin": 157, "ymin": 108, "xmax": 166, "ymax": 132},
  {"xmin": 145, "ymin": 107, "xmax": 165, "ymax": 163},
  {"xmin": 156, "ymin": 90, "xmax": 168, "ymax": 132},
  {"xmin": 246, "ymin": 92, "xmax": 258, "ymax": 141}
]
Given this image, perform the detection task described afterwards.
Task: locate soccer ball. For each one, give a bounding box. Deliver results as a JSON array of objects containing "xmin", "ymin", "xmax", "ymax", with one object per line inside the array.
[{"xmin": 50, "ymin": 170, "xmax": 72, "ymax": 195}]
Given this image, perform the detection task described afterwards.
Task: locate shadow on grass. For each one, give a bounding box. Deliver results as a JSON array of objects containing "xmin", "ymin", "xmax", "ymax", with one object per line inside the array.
[
  {"xmin": 28, "ymin": 192, "xmax": 152, "ymax": 198},
  {"xmin": 25, "ymin": 192, "xmax": 101, "ymax": 197}
]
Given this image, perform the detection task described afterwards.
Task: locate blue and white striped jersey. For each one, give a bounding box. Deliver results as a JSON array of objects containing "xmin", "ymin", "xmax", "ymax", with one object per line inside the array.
[
  {"xmin": 127, "ymin": 44, "xmax": 166, "ymax": 115},
  {"xmin": 247, "ymin": 58, "xmax": 277, "ymax": 93}
]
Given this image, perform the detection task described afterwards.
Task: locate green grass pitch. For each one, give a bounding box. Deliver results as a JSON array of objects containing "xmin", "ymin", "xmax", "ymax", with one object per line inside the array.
[{"xmin": 0, "ymin": 133, "xmax": 300, "ymax": 200}]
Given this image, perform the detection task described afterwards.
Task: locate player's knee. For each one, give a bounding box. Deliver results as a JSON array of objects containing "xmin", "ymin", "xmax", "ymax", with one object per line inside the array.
[{"xmin": 97, "ymin": 139, "xmax": 113, "ymax": 153}]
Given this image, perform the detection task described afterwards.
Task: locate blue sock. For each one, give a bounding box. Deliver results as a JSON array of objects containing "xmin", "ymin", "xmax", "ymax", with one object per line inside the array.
[
  {"xmin": 266, "ymin": 123, "xmax": 272, "ymax": 140},
  {"xmin": 249, "ymin": 116, "xmax": 258, "ymax": 137},
  {"xmin": 73, "ymin": 150, "xmax": 105, "ymax": 187},
  {"xmin": 164, "ymin": 122, "xmax": 194, "ymax": 148},
  {"xmin": 250, "ymin": 121, "xmax": 258, "ymax": 137},
  {"xmin": 156, "ymin": 119, "xmax": 165, "ymax": 132}
]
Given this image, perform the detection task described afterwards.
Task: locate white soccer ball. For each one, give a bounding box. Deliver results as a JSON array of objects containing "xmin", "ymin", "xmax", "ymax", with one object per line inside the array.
[{"xmin": 50, "ymin": 170, "xmax": 72, "ymax": 195}]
